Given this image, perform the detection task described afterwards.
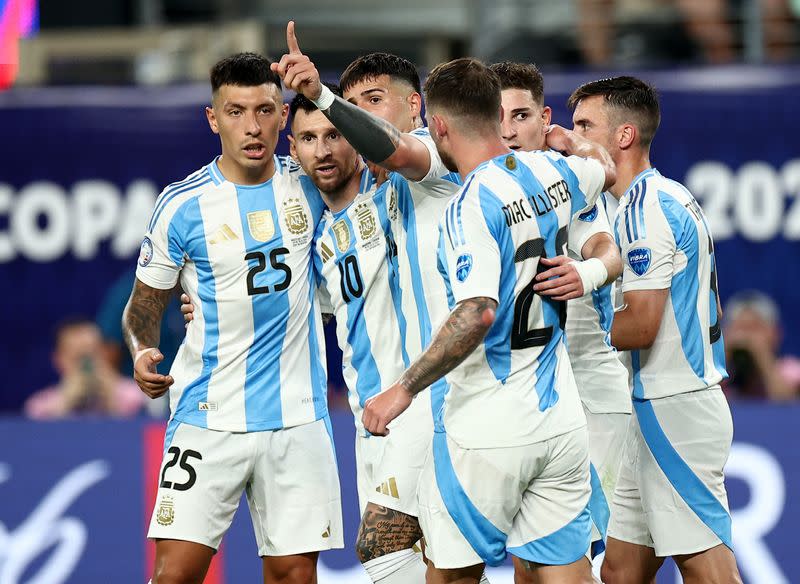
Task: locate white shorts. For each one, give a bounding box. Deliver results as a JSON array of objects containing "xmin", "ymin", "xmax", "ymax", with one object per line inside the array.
[
  {"xmin": 607, "ymin": 388, "xmax": 733, "ymax": 557},
  {"xmin": 355, "ymin": 394, "xmax": 433, "ymax": 517},
  {"xmin": 418, "ymin": 427, "xmax": 591, "ymax": 569},
  {"xmin": 584, "ymin": 409, "xmax": 630, "ymax": 550},
  {"xmin": 148, "ymin": 417, "xmax": 343, "ymax": 556}
]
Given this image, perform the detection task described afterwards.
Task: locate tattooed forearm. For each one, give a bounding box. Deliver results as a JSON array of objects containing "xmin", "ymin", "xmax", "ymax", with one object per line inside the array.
[
  {"xmin": 323, "ymin": 96, "xmax": 401, "ymax": 163},
  {"xmin": 356, "ymin": 504, "xmax": 423, "ymax": 562},
  {"xmin": 399, "ymin": 296, "xmax": 497, "ymax": 396},
  {"xmin": 121, "ymin": 278, "xmax": 173, "ymax": 357}
]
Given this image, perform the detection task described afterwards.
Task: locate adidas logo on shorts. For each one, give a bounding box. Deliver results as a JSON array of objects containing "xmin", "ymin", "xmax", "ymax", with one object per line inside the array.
[{"xmin": 376, "ymin": 477, "xmax": 400, "ymax": 498}]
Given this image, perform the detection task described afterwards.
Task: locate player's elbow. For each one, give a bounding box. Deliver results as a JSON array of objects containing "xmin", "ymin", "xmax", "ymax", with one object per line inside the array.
[{"xmin": 602, "ymin": 161, "xmax": 617, "ymax": 191}]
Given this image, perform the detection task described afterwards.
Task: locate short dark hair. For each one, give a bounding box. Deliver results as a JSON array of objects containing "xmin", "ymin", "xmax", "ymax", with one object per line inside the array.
[
  {"xmin": 289, "ymin": 83, "xmax": 342, "ymax": 120},
  {"xmin": 210, "ymin": 52, "xmax": 282, "ymax": 95},
  {"xmin": 489, "ymin": 61, "xmax": 544, "ymax": 105},
  {"xmin": 340, "ymin": 52, "xmax": 421, "ymax": 95},
  {"xmin": 423, "ymin": 58, "xmax": 501, "ymax": 126},
  {"xmin": 568, "ymin": 76, "xmax": 660, "ymax": 148}
]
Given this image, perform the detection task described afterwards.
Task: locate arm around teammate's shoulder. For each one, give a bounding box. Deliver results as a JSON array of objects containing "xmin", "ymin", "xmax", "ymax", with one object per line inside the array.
[{"xmin": 545, "ymin": 125, "xmax": 616, "ymax": 191}]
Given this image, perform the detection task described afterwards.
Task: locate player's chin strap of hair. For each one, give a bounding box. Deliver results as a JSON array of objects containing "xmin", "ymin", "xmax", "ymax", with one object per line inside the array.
[
  {"xmin": 312, "ymin": 84, "xmax": 401, "ymax": 164},
  {"xmin": 574, "ymin": 257, "xmax": 608, "ymax": 295}
]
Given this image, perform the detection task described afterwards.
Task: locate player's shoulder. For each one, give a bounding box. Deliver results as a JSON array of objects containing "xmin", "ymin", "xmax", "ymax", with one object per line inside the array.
[
  {"xmin": 158, "ymin": 163, "xmax": 215, "ymax": 197},
  {"xmin": 149, "ymin": 161, "xmax": 218, "ymax": 231},
  {"xmin": 632, "ymin": 169, "xmax": 693, "ymax": 212}
]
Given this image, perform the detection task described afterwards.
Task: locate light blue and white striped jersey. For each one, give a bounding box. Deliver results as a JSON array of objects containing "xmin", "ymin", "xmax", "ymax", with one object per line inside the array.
[
  {"xmin": 437, "ymin": 150, "xmax": 606, "ymax": 448},
  {"xmin": 313, "ymin": 168, "xmax": 417, "ymax": 433},
  {"xmin": 565, "ymin": 194, "xmax": 631, "ymax": 414},
  {"xmin": 136, "ymin": 156, "xmax": 328, "ymax": 432},
  {"xmin": 614, "ymin": 168, "xmax": 727, "ymax": 399}
]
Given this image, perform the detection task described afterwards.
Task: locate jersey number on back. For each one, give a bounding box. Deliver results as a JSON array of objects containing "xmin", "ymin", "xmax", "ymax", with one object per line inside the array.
[
  {"xmin": 511, "ymin": 226, "xmax": 568, "ymax": 349},
  {"xmin": 245, "ymin": 248, "xmax": 292, "ymax": 295}
]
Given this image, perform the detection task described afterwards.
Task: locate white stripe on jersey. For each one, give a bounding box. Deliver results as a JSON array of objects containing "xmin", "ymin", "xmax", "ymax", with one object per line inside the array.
[
  {"xmin": 615, "ymin": 168, "xmax": 727, "ymax": 399},
  {"xmin": 137, "ymin": 156, "xmax": 328, "ymax": 432}
]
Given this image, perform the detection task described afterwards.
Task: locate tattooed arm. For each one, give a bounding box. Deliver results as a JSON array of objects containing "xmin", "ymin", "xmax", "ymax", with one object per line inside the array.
[
  {"xmin": 361, "ymin": 296, "xmax": 497, "ymax": 436},
  {"xmin": 122, "ymin": 278, "xmax": 175, "ymax": 398}
]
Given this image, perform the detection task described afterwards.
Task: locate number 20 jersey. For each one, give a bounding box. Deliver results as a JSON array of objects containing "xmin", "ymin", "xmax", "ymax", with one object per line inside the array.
[
  {"xmin": 136, "ymin": 156, "xmax": 328, "ymax": 433},
  {"xmin": 437, "ymin": 151, "xmax": 606, "ymax": 448}
]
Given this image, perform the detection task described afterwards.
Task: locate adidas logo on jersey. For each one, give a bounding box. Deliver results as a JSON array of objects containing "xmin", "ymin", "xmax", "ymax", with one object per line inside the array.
[
  {"xmin": 376, "ymin": 477, "xmax": 400, "ymax": 499},
  {"xmin": 208, "ymin": 224, "xmax": 239, "ymax": 245}
]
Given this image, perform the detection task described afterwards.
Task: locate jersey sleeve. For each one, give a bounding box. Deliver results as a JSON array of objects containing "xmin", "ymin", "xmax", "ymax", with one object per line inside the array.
[
  {"xmin": 567, "ymin": 200, "xmax": 614, "ymax": 259},
  {"xmin": 410, "ymin": 128, "xmax": 460, "ymax": 193},
  {"xmin": 439, "ymin": 188, "xmax": 502, "ymax": 303},
  {"xmin": 619, "ymin": 194, "xmax": 675, "ymax": 292},
  {"xmin": 135, "ymin": 196, "xmax": 185, "ymax": 290},
  {"xmin": 562, "ymin": 154, "xmax": 606, "ymax": 216}
]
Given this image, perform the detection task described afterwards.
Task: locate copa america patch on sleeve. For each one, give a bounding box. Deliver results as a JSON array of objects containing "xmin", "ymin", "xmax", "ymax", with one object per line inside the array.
[
  {"xmin": 455, "ymin": 253, "xmax": 473, "ymax": 282},
  {"xmin": 578, "ymin": 205, "xmax": 598, "ymax": 222},
  {"xmin": 139, "ymin": 236, "xmax": 154, "ymax": 267},
  {"xmin": 627, "ymin": 247, "xmax": 651, "ymax": 276}
]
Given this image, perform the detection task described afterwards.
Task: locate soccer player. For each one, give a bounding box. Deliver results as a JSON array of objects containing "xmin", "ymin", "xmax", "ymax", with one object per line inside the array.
[
  {"xmin": 568, "ymin": 76, "xmax": 741, "ymax": 584},
  {"xmin": 362, "ymin": 58, "xmax": 616, "ymax": 584},
  {"xmin": 122, "ymin": 53, "xmax": 342, "ymax": 584},
  {"xmin": 273, "ymin": 23, "xmax": 464, "ymax": 584},
  {"xmin": 490, "ymin": 61, "xmax": 630, "ymax": 560}
]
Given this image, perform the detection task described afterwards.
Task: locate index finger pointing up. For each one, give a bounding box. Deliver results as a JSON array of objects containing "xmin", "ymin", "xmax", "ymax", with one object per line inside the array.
[{"xmin": 287, "ymin": 20, "xmax": 302, "ymax": 54}]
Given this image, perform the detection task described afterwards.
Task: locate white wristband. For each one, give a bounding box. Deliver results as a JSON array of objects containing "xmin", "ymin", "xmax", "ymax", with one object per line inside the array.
[
  {"xmin": 311, "ymin": 85, "xmax": 335, "ymax": 111},
  {"xmin": 573, "ymin": 257, "xmax": 608, "ymax": 296}
]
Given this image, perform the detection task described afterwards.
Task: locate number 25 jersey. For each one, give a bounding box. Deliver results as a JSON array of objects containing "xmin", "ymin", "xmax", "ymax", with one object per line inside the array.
[
  {"xmin": 136, "ymin": 157, "xmax": 328, "ymax": 433},
  {"xmin": 437, "ymin": 151, "xmax": 606, "ymax": 448}
]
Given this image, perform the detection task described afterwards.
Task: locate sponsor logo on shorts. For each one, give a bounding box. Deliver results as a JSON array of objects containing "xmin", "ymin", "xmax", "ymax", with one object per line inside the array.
[
  {"xmin": 138, "ymin": 237, "xmax": 153, "ymax": 267},
  {"xmin": 455, "ymin": 253, "xmax": 473, "ymax": 283},
  {"xmin": 376, "ymin": 477, "xmax": 400, "ymax": 499},
  {"xmin": 578, "ymin": 204, "xmax": 598, "ymax": 222},
  {"xmin": 321, "ymin": 522, "xmax": 331, "ymax": 538},
  {"xmin": 198, "ymin": 402, "xmax": 218, "ymax": 411},
  {"xmin": 156, "ymin": 495, "xmax": 175, "ymax": 526},
  {"xmin": 627, "ymin": 247, "xmax": 652, "ymax": 276}
]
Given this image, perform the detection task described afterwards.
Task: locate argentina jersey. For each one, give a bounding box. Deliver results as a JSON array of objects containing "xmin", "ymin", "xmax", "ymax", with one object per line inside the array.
[
  {"xmin": 313, "ymin": 169, "xmax": 413, "ymax": 433},
  {"xmin": 565, "ymin": 193, "xmax": 631, "ymax": 414},
  {"xmin": 436, "ymin": 150, "xmax": 606, "ymax": 448},
  {"xmin": 136, "ymin": 156, "xmax": 328, "ymax": 432},
  {"xmin": 615, "ymin": 168, "xmax": 727, "ymax": 400}
]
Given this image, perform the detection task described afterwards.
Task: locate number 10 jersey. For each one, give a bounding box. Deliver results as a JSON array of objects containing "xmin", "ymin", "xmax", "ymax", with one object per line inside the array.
[{"xmin": 136, "ymin": 156, "xmax": 328, "ymax": 433}]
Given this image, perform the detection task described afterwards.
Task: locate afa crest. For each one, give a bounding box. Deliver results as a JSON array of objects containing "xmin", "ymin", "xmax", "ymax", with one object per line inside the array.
[
  {"xmin": 332, "ymin": 220, "xmax": 351, "ymax": 253},
  {"xmin": 283, "ymin": 197, "xmax": 309, "ymax": 236},
  {"xmin": 156, "ymin": 495, "xmax": 175, "ymax": 526},
  {"xmin": 355, "ymin": 203, "xmax": 377, "ymax": 241},
  {"xmin": 247, "ymin": 210, "xmax": 274, "ymax": 242}
]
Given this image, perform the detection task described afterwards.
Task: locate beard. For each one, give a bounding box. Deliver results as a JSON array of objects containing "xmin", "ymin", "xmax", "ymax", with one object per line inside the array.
[
  {"xmin": 437, "ymin": 146, "xmax": 458, "ymax": 173},
  {"xmin": 311, "ymin": 158, "xmax": 359, "ymax": 194}
]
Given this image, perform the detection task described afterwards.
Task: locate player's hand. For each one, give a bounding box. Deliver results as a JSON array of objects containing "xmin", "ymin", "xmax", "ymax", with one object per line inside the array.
[
  {"xmin": 544, "ymin": 124, "xmax": 573, "ymax": 154},
  {"xmin": 270, "ymin": 21, "xmax": 323, "ymax": 101},
  {"xmin": 362, "ymin": 383, "xmax": 414, "ymax": 436},
  {"xmin": 133, "ymin": 348, "xmax": 174, "ymax": 399},
  {"xmin": 533, "ymin": 256, "xmax": 585, "ymax": 300},
  {"xmin": 180, "ymin": 293, "xmax": 195, "ymax": 325}
]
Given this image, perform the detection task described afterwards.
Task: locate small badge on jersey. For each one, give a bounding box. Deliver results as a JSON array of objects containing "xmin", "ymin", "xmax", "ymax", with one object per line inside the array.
[
  {"xmin": 283, "ymin": 197, "xmax": 309, "ymax": 236},
  {"xmin": 388, "ymin": 189, "xmax": 398, "ymax": 221},
  {"xmin": 247, "ymin": 210, "xmax": 275, "ymax": 242},
  {"xmin": 198, "ymin": 402, "xmax": 218, "ymax": 411},
  {"xmin": 627, "ymin": 247, "xmax": 652, "ymax": 276},
  {"xmin": 505, "ymin": 155, "xmax": 517, "ymax": 170},
  {"xmin": 332, "ymin": 220, "xmax": 351, "ymax": 253},
  {"xmin": 455, "ymin": 253, "xmax": 473, "ymax": 282},
  {"xmin": 578, "ymin": 205, "xmax": 598, "ymax": 222},
  {"xmin": 138, "ymin": 236, "xmax": 154, "ymax": 267},
  {"xmin": 355, "ymin": 202, "xmax": 377, "ymax": 241},
  {"xmin": 156, "ymin": 495, "xmax": 175, "ymax": 526}
]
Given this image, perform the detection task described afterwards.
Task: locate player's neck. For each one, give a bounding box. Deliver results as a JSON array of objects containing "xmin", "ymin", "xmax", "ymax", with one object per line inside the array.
[
  {"xmin": 609, "ymin": 151, "xmax": 651, "ymax": 199},
  {"xmin": 455, "ymin": 134, "xmax": 509, "ymax": 181},
  {"xmin": 321, "ymin": 160, "xmax": 365, "ymax": 214},
  {"xmin": 217, "ymin": 153, "xmax": 277, "ymax": 186}
]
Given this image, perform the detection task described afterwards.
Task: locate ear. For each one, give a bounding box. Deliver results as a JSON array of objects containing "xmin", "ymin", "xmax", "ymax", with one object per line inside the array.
[
  {"xmin": 287, "ymin": 134, "xmax": 298, "ymax": 160},
  {"xmin": 499, "ymin": 104, "xmax": 505, "ymax": 123},
  {"xmin": 206, "ymin": 106, "xmax": 219, "ymax": 135},
  {"xmin": 280, "ymin": 103, "xmax": 289, "ymax": 131},
  {"xmin": 618, "ymin": 123, "xmax": 636, "ymax": 150},
  {"xmin": 431, "ymin": 114, "xmax": 447, "ymax": 139},
  {"xmin": 407, "ymin": 91, "xmax": 422, "ymax": 119},
  {"xmin": 541, "ymin": 106, "xmax": 552, "ymax": 126}
]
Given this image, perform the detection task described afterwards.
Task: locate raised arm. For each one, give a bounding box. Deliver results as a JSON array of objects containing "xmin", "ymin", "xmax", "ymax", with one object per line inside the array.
[
  {"xmin": 545, "ymin": 125, "xmax": 616, "ymax": 190},
  {"xmin": 122, "ymin": 278, "xmax": 175, "ymax": 398},
  {"xmin": 272, "ymin": 21, "xmax": 434, "ymax": 180},
  {"xmin": 361, "ymin": 297, "xmax": 497, "ymax": 436}
]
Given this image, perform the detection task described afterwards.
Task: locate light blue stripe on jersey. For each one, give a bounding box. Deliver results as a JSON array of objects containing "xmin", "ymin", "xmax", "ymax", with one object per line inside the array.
[
  {"xmin": 432, "ymin": 431, "xmax": 508, "ymax": 566},
  {"xmin": 172, "ymin": 197, "xmax": 217, "ymax": 427},
  {"xmin": 476, "ymin": 185, "xmax": 514, "ymax": 382},
  {"xmin": 207, "ymin": 158, "xmax": 224, "ymax": 185},
  {"xmin": 636, "ymin": 181, "xmax": 648, "ymax": 238},
  {"xmin": 588, "ymin": 463, "xmax": 610, "ymax": 554},
  {"xmin": 631, "ymin": 349, "xmax": 644, "ymax": 399},
  {"xmin": 163, "ymin": 417, "xmax": 182, "ymax": 454},
  {"xmin": 659, "ymin": 191, "xmax": 706, "ymax": 381},
  {"xmin": 633, "ymin": 398, "xmax": 732, "ymax": 549},
  {"xmin": 514, "ymin": 160, "xmax": 563, "ymax": 410},
  {"xmin": 591, "ymin": 284, "xmax": 615, "ymax": 347},
  {"xmin": 336, "ymin": 212, "xmax": 382, "ymax": 408},
  {"xmin": 148, "ymin": 171, "xmax": 211, "ymax": 232},
  {"xmin": 307, "ymin": 264, "xmax": 328, "ymax": 421},
  {"xmin": 507, "ymin": 504, "xmax": 591, "ymax": 566},
  {"xmin": 545, "ymin": 156, "xmax": 588, "ymax": 218},
  {"xmin": 236, "ymin": 182, "xmax": 287, "ymax": 429}
]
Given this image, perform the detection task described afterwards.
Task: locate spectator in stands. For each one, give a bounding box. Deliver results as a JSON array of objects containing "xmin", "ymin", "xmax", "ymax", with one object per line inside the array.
[
  {"xmin": 723, "ymin": 290, "xmax": 800, "ymax": 400},
  {"xmin": 24, "ymin": 317, "xmax": 145, "ymax": 419}
]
